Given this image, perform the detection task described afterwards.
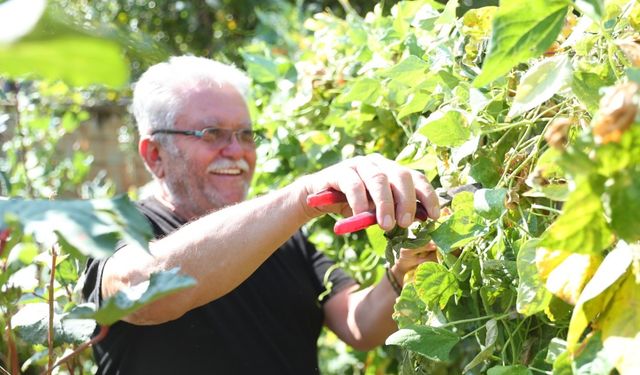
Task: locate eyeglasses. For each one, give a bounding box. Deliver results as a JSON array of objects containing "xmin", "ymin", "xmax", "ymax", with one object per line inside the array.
[{"xmin": 151, "ymin": 127, "xmax": 263, "ymax": 148}]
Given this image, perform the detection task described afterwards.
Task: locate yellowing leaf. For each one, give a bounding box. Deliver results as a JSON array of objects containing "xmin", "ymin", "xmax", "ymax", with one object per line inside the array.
[
  {"xmin": 538, "ymin": 249, "xmax": 602, "ymax": 305},
  {"xmin": 600, "ymin": 272, "xmax": 640, "ymax": 375},
  {"xmin": 567, "ymin": 242, "xmax": 633, "ymax": 349}
]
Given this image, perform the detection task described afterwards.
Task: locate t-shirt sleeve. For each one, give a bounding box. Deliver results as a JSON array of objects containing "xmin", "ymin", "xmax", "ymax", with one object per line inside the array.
[
  {"xmin": 81, "ymin": 257, "xmax": 108, "ymax": 308},
  {"xmin": 82, "ymin": 242, "xmax": 127, "ymax": 308},
  {"xmin": 294, "ymin": 231, "xmax": 355, "ymax": 303}
]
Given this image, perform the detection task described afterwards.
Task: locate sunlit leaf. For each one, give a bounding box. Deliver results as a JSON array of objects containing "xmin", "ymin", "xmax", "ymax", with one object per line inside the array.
[
  {"xmin": 473, "ymin": 188, "xmax": 507, "ymax": 220},
  {"xmin": 417, "ymin": 110, "xmax": 471, "ymax": 147},
  {"xmin": 599, "ymin": 272, "xmax": 640, "ymax": 375},
  {"xmin": 335, "ymin": 78, "xmax": 382, "ymax": 105},
  {"xmin": 607, "ymin": 170, "xmax": 640, "ymax": 243},
  {"xmin": 393, "ymin": 282, "xmax": 427, "ymax": 329},
  {"xmin": 539, "ymin": 181, "xmax": 614, "ymax": 254},
  {"xmin": 71, "ymin": 268, "xmax": 196, "ymax": 326},
  {"xmin": 385, "ymin": 325, "xmax": 460, "ymax": 362},
  {"xmin": 0, "ymin": 195, "xmax": 152, "ymax": 259},
  {"xmin": 414, "ymin": 262, "xmax": 461, "ymax": 309},
  {"xmin": 535, "ymin": 248, "xmax": 602, "ymax": 305},
  {"xmin": 507, "ymin": 54, "xmax": 573, "ymax": 118},
  {"xmin": 517, "ymin": 240, "xmax": 552, "ymax": 315},
  {"xmin": 575, "ymin": 0, "xmax": 604, "ymax": 22},
  {"xmin": 11, "ymin": 303, "xmax": 95, "ymax": 346},
  {"xmin": 568, "ymin": 242, "xmax": 633, "ymax": 349},
  {"xmin": 0, "ymin": 2, "xmax": 129, "ymax": 87},
  {"xmin": 473, "ymin": 0, "xmax": 568, "ymax": 87}
]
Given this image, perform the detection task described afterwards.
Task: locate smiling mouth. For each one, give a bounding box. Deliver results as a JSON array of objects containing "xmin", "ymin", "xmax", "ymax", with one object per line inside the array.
[{"xmin": 210, "ymin": 168, "xmax": 243, "ymax": 176}]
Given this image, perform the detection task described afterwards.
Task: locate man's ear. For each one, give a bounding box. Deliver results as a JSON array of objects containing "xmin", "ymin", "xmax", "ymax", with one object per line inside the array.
[{"xmin": 139, "ymin": 137, "xmax": 164, "ymax": 178}]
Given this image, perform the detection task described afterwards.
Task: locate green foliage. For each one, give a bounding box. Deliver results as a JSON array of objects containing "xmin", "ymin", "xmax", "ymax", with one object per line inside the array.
[{"xmin": 2, "ymin": 0, "xmax": 640, "ymax": 373}]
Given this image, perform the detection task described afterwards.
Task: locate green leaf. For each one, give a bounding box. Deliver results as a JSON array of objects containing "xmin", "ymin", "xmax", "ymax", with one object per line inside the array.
[
  {"xmin": 11, "ymin": 303, "xmax": 96, "ymax": 346},
  {"xmin": 385, "ymin": 325, "xmax": 460, "ymax": 362},
  {"xmin": 241, "ymin": 52, "xmax": 279, "ymax": 83},
  {"xmin": 473, "ymin": 188, "xmax": 507, "ymax": 220},
  {"xmin": 573, "ymin": 331, "xmax": 615, "ymax": 375},
  {"xmin": 0, "ymin": 195, "xmax": 152, "ymax": 259},
  {"xmin": 462, "ymin": 319, "xmax": 499, "ymax": 373},
  {"xmin": 487, "ymin": 365, "xmax": 532, "ymax": 375},
  {"xmin": 607, "ymin": 170, "xmax": 640, "ymax": 243},
  {"xmin": 567, "ymin": 242, "xmax": 632, "ymax": 348},
  {"xmin": 473, "ymin": 0, "xmax": 568, "ymax": 87},
  {"xmin": 545, "ymin": 337, "xmax": 567, "ymax": 364},
  {"xmin": 572, "ymin": 69, "xmax": 614, "ymax": 114},
  {"xmin": 552, "ymin": 351, "xmax": 574, "ymax": 375},
  {"xmin": 517, "ymin": 239, "xmax": 552, "ymax": 316},
  {"xmin": 380, "ymin": 55, "xmax": 430, "ymax": 87},
  {"xmin": 414, "ymin": 262, "xmax": 461, "ymax": 309},
  {"xmin": 393, "ymin": 282, "xmax": 427, "ymax": 329},
  {"xmin": 575, "ymin": 0, "xmax": 604, "ymax": 22},
  {"xmin": 599, "ymin": 271, "xmax": 640, "ymax": 375},
  {"xmin": 89, "ymin": 268, "xmax": 196, "ymax": 326},
  {"xmin": 335, "ymin": 78, "xmax": 382, "ymax": 105},
  {"xmin": 431, "ymin": 192, "xmax": 485, "ymax": 253},
  {"xmin": 0, "ymin": 3, "xmax": 128, "ymax": 87},
  {"xmin": 417, "ymin": 111, "xmax": 471, "ymax": 147},
  {"xmin": 470, "ymin": 154, "xmax": 501, "ymax": 187},
  {"xmin": 366, "ymin": 225, "xmax": 387, "ymax": 258},
  {"xmin": 507, "ymin": 54, "xmax": 572, "ymax": 118},
  {"xmin": 539, "ymin": 181, "xmax": 614, "ymax": 254}
]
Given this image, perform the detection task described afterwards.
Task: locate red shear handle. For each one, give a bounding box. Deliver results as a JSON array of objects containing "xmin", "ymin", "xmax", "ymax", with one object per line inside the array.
[{"xmin": 307, "ymin": 189, "xmax": 429, "ymax": 235}]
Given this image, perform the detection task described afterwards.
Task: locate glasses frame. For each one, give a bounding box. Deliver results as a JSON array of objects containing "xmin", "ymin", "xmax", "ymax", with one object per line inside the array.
[{"xmin": 150, "ymin": 127, "xmax": 263, "ymax": 147}]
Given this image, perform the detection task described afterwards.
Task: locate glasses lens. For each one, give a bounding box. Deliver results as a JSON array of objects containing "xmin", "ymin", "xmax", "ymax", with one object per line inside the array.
[
  {"xmin": 201, "ymin": 128, "xmax": 223, "ymax": 143},
  {"xmin": 238, "ymin": 129, "xmax": 257, "ymax": 145}
]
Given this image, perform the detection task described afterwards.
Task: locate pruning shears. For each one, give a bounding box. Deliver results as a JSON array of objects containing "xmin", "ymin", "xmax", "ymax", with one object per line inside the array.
[{"xmin": 306, "ymin": 183, "xmax": 481, "ymax": 235}]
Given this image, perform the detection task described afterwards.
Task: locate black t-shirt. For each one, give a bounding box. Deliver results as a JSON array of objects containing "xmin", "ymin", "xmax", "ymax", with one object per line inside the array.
[{"xmin": 82, "ymin": 197, "xmax": 354, "ymax": 375}]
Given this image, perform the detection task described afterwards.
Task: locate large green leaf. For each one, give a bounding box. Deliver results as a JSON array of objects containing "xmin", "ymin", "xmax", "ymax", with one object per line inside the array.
[
  {"xmin": 539, "ymin": 181, "xmax": 614, "ymax": 254},
  {"xmin": 0, "ymin": 1, "xmax": 129, "ymax": 87},
  {"xmin": 573, "ymin": 332, "xmax": 615, "ymax": 375},
  {"xmin": 414, "ymin": 262, "xmax": 462, "ymax": 309},
  {"xmin": 599, "ymin": 271, "xmax": 640, "ymax": 374},
  {"xmin": 417, "ymin": 110, "xmax": 471, "ymax": 148},
  {"xmin": 11, "ymin": 303, "xmax": 96, "ymax": 346},
  {"xmin": 567, "ymin": 242, "xmax": 632, "ymax": 348},
  {"xmin": 473, "ymin": 188, "xmax": 507, "ymax": 220},
  {"xmin": 379, "ymin": 55, "xmax": 430, "ymax": 87},
  {"xmin": 0, "ymin": 195, "xmax": 152, "ymax": 259},
  {"xmin": 516, "ymin": 239, "xmax": 552, "ymax": 316},
  {"xmin": 335, "ymin": 78, "xmax": 382, "ymax": 105},
  {"xmin": 431, "ymin": 192, "xmax": 486, "ymax": 253},
  {"xmin": 575, "ymin": 0, "xmax": 604, "ymax": 22},
  {"xmin": 607, "ymin": 170, "xmax": 640, "ymax": 243},
  {"xmin": 241, "ymin": 52, "xmax": 279, "ymax": 83},
  {"xmin": 473, "ymin": 0, "xmax": 568, "ymax": 87},
  {"xmin": 70, "ymin": 268, "xmax": 196, "ymax": 326},
  {"xmin": 385, "ymin": 325, "xmax": 460, "ymax": 362},
  {"xmin": 507, "ymin": 54, "xmax": 573, "ymax": 118},
  {"xmin": 393, "ymin": 282, "xmax": 427, "ymax": 329}
]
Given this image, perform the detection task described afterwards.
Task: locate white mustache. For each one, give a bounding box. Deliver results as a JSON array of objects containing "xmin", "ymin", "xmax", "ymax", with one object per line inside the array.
[{"xmin": 206, "ymin": 159, "xmax": 250, "ymax": 173}]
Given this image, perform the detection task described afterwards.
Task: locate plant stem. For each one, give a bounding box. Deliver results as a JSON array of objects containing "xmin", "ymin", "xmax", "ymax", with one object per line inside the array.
[
  {"xmin": 47, "ymin": 247, "xmax": 57, "ymax": 374},
  {"xmin": 5, "ymin": 316, "xmax": 19, "ymax": 375},
  {"xmin": 439, "ymin": 312, "xmax": 512, "ymax": 329},
  {"xmin": 13, "ymin": 94, "xmax": 35, "ymax": 198},
  {"xmin": 47, "ymin": 325, "xmax": 110, "ymax": 374}
]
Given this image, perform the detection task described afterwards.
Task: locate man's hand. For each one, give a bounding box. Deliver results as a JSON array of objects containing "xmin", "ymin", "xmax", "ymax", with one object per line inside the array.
[{"xmin": 301, "ymin": 154, "xmax": 440, "ymax": 231}]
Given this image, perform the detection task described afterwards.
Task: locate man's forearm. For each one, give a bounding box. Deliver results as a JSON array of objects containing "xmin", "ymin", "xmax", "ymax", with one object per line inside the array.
[{"xmin": 102, "ymin": 180, "xmax": 313, "ymax": 325}]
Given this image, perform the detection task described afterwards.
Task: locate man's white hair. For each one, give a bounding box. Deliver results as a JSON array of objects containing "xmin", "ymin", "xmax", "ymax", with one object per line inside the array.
[{"xmin": 132, "ymin": 55, "xmax": 251, "ymax": 139}]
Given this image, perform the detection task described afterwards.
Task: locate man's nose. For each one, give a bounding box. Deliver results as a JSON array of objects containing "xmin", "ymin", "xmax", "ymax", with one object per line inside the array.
[{"xmin": 219, "ymin": 134, "xmax": 244, "ymax": 158}]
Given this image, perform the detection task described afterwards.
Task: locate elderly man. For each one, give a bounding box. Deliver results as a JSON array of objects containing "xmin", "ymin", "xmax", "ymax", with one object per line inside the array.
[{"xmin": 82, "ymin": 56, "xmax": 440, "ymax": 374}]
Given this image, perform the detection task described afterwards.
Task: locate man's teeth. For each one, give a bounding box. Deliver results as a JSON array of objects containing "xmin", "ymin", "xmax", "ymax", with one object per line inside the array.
[{"xmin": 211, "ymin": 168, "xmax": 242, "ymax": 175}]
